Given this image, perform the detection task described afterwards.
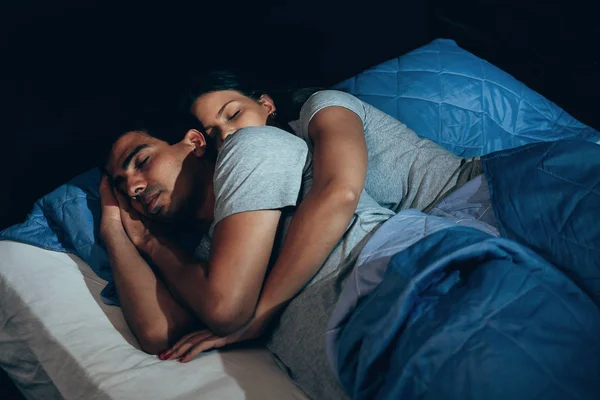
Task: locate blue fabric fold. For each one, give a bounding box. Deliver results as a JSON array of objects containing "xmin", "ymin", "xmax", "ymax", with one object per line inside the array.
[
  {"xmin": 335, "ymin": 226, "xmax": 600, "ymax": 400},
  {"xmin": 330, "ymin": 140, "xmax": 600, "ymax": 399},
  {"xmin": 482, "ymin": 140, "xmax": 600, "ymax": 306}
]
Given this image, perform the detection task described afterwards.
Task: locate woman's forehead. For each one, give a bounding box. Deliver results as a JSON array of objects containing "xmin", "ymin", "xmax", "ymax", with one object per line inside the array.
[{"xmin": 194, "ymin": 90, "xmax": 247, "ymax": 111}]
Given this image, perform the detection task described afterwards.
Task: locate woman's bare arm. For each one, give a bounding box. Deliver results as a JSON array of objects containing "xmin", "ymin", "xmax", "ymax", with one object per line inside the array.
[{"xmin": 252, "ymin": 106, "xmax": 367, "ymax": 327}]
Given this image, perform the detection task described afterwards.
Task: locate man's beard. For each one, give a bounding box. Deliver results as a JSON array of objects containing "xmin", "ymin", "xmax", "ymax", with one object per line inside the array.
[{"xmin": 162, "ymin": 182, "xmax": 204, "ymax": 226}]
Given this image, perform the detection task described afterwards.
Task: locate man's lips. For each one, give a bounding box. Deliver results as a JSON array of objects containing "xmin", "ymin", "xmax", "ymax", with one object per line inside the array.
[{"xmin": 144, "ymin": 192, "xmax": 161, "ymax": 215}]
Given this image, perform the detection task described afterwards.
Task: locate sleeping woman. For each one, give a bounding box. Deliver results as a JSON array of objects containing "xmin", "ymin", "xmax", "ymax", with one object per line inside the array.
[
  {"xmin": 166, "ymin": 70, "xmax": 599, "ymax": 357},
  {"xmin": 159, "ymin": 72, "xmax": 485, "ymax": 340}
]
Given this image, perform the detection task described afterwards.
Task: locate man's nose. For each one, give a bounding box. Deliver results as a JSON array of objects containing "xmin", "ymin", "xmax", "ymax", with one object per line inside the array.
[{"xmin": 127, "ymin": 175, "xmax": 147, "ymax": 198}]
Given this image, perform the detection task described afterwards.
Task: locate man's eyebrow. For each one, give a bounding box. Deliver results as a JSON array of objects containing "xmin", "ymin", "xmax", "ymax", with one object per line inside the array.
[{"xmin": 121, "ymin": 144, "xmax": 150, "ymax": 170}]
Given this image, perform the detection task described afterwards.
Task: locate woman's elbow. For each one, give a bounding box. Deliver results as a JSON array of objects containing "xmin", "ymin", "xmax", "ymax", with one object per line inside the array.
[
  {"xmin": 326, "ymin": 183, "xmax": 361, "ymax": 209},
  {"xmin": 204, "ymin": 300, "xmax": 254, "ymax": 337},
  {"xmin": 136, "ymin": 328, "xmax": 170, "ymax": 355}
]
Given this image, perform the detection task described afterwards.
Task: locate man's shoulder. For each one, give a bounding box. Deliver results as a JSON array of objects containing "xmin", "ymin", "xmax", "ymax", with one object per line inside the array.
[
  {"xmin": 217, "ymin": 126, "xmax": 308, "ymax": 166},
  {"xmin": 224, "ymin": 126, "xmax": 305, "ymax": 148},
  {"xmin": 212, "ymin": 126, "xmax": 309, "ymax": 226}
]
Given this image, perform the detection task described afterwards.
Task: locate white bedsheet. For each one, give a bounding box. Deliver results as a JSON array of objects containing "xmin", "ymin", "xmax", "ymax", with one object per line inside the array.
[{"xmin": 0, "ymin": 241, "xmax": 307, "ymax": 400}]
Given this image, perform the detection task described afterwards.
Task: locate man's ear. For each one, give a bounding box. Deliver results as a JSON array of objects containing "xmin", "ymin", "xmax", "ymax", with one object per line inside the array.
[
  {"xmin": 184, "ymin": 129, "xmax": 207, "ymax": 157},
  {"xmin": 258, "ymin": 94, "xmax": 276, "ymax": 115}
]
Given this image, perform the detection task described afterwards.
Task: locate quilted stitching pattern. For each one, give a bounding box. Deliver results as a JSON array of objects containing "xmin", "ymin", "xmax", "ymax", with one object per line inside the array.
[
  {"xmin": 334, "ymin": 39, "xmax": 600, "ymax": 157},
  {"xmin": 0, "ymin": 168, "xmax": 112, "ymax": 283}
]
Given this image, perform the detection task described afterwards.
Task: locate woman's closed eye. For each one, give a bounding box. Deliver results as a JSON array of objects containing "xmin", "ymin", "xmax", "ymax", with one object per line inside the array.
[{"xmin": 226, "ymin": 110, "xmax": 240, "ymax": 121}]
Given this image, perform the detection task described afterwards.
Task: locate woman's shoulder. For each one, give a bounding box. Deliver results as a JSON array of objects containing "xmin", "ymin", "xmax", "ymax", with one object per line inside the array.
[
  {"xmin": 293, "ymin": 90, "xmax": 367, "ymax": 138},
  {"xmin": 302, "ymin": 90, "xmax": 363, "ymax": 110}
]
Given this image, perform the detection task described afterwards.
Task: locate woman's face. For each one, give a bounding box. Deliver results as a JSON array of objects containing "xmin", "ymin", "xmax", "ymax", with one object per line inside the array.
[{"xmin": 191, "ymin": 90, "xmax": 276, "ymax": 148}]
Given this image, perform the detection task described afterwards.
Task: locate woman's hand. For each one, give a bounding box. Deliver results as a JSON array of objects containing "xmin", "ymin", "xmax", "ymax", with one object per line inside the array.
[{"xmin": 159, "ymin": 318, "xmax": 265, "ymax": 363}]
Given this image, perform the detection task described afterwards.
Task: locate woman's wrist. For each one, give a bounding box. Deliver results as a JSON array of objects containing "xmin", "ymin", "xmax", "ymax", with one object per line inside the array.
[{"xmin": 252, "ymin": 300, "xmax": 284, "ymax": 334}]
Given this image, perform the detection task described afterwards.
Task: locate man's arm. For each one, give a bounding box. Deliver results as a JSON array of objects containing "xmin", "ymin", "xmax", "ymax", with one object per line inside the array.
[
  {"xmin": 138, "ymin": 210, "xmax": 282, "ymax": 337},
  {"xmin": 99, "ymin": 177, "xmax": 197, "ymax": 354}
]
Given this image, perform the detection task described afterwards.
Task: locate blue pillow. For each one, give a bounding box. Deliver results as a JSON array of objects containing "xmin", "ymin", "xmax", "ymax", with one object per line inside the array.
[
  {"xmin": 0, "ymin": 169, "xmax": 121, "ymax": 303},
  {"xmin": 334, "ymin": 39, "xmax": 600, "ymax": 157}
]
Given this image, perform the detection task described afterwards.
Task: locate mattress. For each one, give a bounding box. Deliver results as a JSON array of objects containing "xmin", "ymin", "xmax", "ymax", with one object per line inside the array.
[{"xmin": 0, "ymin": 241, "xmax": 308, "ymax": 400}]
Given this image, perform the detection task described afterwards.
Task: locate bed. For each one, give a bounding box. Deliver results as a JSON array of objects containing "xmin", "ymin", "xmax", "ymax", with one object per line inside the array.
[
  {"xmin": 1, "ymin": 39, "xmax": 599, "ymax": 400},
  {"xmin": 0, "ymin": 240, "xmax": 307, "ymax": 399}
]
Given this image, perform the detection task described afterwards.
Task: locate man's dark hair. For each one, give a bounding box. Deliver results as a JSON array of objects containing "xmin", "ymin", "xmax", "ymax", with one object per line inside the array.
[{"xmin": 100, "ymin": 128, "xmax": 217, "ymax": 173}]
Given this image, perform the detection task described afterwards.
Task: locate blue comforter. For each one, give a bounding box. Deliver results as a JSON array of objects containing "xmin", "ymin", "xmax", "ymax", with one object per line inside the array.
[
  {"xmin": 327, "ymin": 140, "xmax": 600, "ymax": 399},
  {"xmin": 330, "ymin": 221, "xmax": 600, "ymax": 399}
]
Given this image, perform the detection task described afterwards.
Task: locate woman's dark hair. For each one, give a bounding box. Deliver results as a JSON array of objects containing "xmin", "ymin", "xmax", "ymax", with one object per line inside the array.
[{"xmin": 183, "ymin": 70, "xmax": 324, "ymax": 125}]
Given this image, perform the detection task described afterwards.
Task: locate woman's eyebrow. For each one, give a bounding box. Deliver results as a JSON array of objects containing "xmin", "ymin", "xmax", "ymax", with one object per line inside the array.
[{"xmin": 217, "ymin": 100, "xmax": 235, "ymax": 116}]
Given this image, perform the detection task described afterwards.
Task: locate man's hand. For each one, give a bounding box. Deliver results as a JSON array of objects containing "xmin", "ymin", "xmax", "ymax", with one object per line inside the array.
[
  {"xmin": 113, "ymin": 190, "xmax": 155, "ymax": 253},
  {"xmin": 99, "ymin": 175, "xmax": 123, "ymax": 233},
  {"xmin": 159, "ymin": 317, "xmax": 266, "ymax": 363}
]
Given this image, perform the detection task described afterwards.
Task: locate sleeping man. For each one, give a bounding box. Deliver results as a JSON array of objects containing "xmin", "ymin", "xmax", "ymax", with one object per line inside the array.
[
  {"xmin": 101, "ymin": 125, "xmax": 394, "ymax": 399},
  {"xmin": 102, "ymin": 119, "xmax": 600, "ymax": 399}
]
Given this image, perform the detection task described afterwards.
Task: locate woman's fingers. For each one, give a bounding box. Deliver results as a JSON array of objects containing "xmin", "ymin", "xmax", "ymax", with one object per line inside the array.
[
  {"xmin": 161, "ymin": 330, "xmax": 214, "ymax": 361},
  {"xmin": 158, "ymin": 329, "xmax": 232, "ymax": 362},
  {"xmin": 160, "ymin": 331, "xmax": 198, "ymax": 360},
  {"xmin": 179, "ymin": 337, "xmax": 228, "ymax": 363}
]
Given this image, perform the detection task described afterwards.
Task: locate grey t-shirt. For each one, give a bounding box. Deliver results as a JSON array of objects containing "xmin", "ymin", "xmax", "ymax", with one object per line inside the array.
[
  {"xmin": 289, "ymin": 90, "xmax": 465, "ymax": 213},
  {"xmin": 212, "ymin": 125, "xmax": 395, "ymax": 399}
]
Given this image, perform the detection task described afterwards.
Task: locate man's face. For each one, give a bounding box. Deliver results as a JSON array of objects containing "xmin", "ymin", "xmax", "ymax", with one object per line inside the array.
[{"xmin": 105, "ymin": 131, "xmax": 202, "ymax": 221}]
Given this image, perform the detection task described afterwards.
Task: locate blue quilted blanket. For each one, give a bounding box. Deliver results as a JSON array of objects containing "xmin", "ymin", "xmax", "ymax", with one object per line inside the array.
[
  {"xmin": 327, "ymin": 139, "xmax": 600, "ymax": 399},
  {"xmin": 330, "ymin": 220, "xmax": 600, "ymax": 399},
  {"xmin": 334, "ymin": 39, "xmax": 599, "ymax": 156},
  {"xmin": 1, "ymin": 38, "xmax": 598, "ymax": 307}
]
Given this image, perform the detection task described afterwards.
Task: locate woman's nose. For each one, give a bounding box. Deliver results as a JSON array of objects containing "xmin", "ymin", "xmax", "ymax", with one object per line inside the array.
[{"xmin": 220, "ymin": 125, "xmax": 238, "ymax": 142}]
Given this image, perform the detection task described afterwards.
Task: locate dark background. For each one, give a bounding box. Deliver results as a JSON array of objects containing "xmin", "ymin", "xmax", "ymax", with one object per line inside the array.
[{"xmin": 0, "ymin": 0, "xmax": 598, "ymax": 231}]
